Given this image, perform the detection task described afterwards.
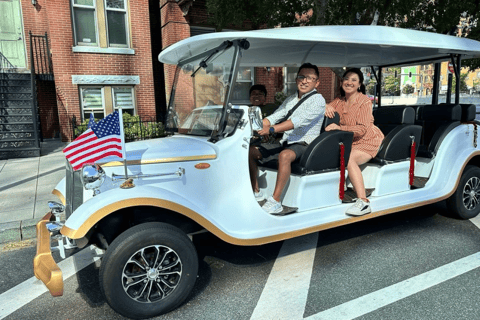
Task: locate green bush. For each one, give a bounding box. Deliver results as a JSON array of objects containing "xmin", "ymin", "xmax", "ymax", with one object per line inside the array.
[{"xmin": 74, "ymin": 112, "xmax": 165, "ymax": 141}]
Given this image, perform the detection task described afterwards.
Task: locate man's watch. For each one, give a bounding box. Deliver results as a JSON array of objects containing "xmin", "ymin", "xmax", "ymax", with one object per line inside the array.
[{"xmin": 269, "ymin": 126, "xmax": 275, "ymax": 134}]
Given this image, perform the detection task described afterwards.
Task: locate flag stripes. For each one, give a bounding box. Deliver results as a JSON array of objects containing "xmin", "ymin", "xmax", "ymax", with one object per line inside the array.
[{"xmin": 63, "ymin": 111, "xmax": 124, "ymax": 171}]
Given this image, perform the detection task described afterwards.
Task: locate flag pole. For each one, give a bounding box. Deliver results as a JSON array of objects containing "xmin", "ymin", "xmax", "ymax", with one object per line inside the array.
[{"xmin": 117, "ymin": 106, "xmax": 128, "ymax": 179}]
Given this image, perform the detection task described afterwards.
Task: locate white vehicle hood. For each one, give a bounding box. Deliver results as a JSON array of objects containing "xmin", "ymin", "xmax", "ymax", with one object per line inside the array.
[{"xmin": 99, "ymin": 135, "xmax": 217, "ymax": 166}]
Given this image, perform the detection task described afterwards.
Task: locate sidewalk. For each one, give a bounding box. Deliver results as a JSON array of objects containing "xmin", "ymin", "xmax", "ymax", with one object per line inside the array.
[{"xmin": 0, "ymin": 139, "xmax": 67, "ymax": 244}]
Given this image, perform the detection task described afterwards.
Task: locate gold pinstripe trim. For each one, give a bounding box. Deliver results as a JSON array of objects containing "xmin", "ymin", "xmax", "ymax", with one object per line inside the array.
[
  {"xmin": 52, "ymin": 189, "xmax": 66, "ymax": 206},
  {"xmin": 61, "ymin": 152, "xmax": 480, "ymax": 246},
  {"xmin": 98, "ymin": 154, "xmax": 217, "ymax": 167}
]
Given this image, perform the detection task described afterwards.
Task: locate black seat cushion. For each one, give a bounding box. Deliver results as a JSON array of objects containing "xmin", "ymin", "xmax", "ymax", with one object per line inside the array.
[
  {"xmin": 374, "ymin": 106, "xmax": 415, "ymax": 137},
  {"xmin": 291, "ymin": 130, "xmax": 354, "ymax": 175},
  {"xmin": 372, "ymin": 106, "xmax": 422, "ymax": 164},
  {"xmin": 260, "ymin": 112, "xmax": 352, "ymax": 175},
  {"xmin": 460, "ymin": 104, "xmax": 476, "ymax": 122},
  {"xmin": 374, "ymin": 125, "xmax": 422, "ymax": 163},
  {"xmin": 416, "ymin": 104, "xmax": 461, "ymax": 158},
  {"xmin": 320, "ymin": 112, "xmax": 340, "ymax": 133},
  {"xmin": 421, "ymin": 104, "xmax": 461, "ymax": 121}
]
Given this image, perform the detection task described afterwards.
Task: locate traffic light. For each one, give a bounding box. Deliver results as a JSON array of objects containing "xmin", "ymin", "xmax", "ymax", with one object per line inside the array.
[{"xmin": 409, "ymin": 72, "xmax": 412, "ymax": 77}]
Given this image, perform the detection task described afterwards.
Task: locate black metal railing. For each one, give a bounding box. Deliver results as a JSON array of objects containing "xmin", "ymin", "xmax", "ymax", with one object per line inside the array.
[
  {"xmin": 0, "ymin": 51, "xmax": 15, "ymax": 72},
  {"xmin": 72, "ymin": 115, "xmax": 166, "ymax": 142},
  {"xmin": 29, "ymin": 32, "xmax": 53, "ymax": 80}
]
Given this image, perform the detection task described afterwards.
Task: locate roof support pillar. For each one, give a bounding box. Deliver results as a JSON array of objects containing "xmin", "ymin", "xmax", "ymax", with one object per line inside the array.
[
  {"xmin": 455, "ymin": 55, "xmax": 461, "ymax": 104},
  {"xmin": 432, "ymin": 63, "xmax": 440, "ymax": 105}
]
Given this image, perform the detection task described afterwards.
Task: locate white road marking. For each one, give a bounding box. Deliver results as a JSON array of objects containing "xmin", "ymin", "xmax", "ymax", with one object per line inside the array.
[
  {"xmin": 0, "ymin": 246, "xmax": 103, "ymax": 320},
  {"xmin": 469, "ymin": 214, "xmax": 480, "ymax": 229},
  {"xmin": 306, "ymin": 251, "xmax": 480, "ymax": 320},
  {"xmin": 250, "ymin": 232, "xmax": 319, "ymax": 320},
  {"xmin": 252, "ymin": 216, "xmax": 480, "ymax": 320}
]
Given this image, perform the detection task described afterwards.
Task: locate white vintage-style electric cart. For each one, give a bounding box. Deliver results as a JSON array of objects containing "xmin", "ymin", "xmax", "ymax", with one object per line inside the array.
[{"xmin": 34, "ymin": 26, "xmax": 480, "ymax": 319}]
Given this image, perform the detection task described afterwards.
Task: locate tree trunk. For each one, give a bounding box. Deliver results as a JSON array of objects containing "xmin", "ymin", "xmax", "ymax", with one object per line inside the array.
[{"xmin": 315, "ymin": 0, "xmax": 328, "ymax": 25}]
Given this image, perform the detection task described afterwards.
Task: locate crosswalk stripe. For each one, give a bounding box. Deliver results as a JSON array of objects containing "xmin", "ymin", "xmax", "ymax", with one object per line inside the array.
[
  {"xmin": 0, "ymin": 246, "xmax": 103, "ymax": 320},
  {"xmin": 250, "ymin": 232, "xmax": 319, "ymax": 320},
  {"xmin": 306, "ymin": 251, "xmax": 480, "ymax": 320},
  {"xmin": 252, "ymin": 215, "xmax": 480, "ymax": 320}
]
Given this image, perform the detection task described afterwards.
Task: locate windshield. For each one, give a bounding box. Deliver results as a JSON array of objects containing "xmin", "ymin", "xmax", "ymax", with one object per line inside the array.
[{"xmin": 165, "ymin": 45, "xmax": 241, "ymax": 136}]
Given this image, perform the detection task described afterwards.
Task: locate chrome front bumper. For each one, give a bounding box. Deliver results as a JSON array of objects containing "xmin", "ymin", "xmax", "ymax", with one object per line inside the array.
[{"xmin": 33, "ymin": 212, "xmax": 63, "ymax": 296}]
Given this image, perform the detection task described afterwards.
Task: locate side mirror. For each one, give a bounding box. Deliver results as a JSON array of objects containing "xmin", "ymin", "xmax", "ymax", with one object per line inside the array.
[{"xmin": 248, "ymin": 106, "xmax": 263, "ymax": 131}]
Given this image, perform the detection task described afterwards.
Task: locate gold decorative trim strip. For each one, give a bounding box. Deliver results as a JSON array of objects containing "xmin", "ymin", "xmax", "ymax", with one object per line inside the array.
[
  {"xmin": 98, "ymin": 154, "xmax": 217, "ymax": 167},
  {"xmin": 62, "ymin": 153, "xmax": 480, "ymax": 246},
  {"xmin": 52, "ymin": 189, "xmax": 66, "ymax": 205}
]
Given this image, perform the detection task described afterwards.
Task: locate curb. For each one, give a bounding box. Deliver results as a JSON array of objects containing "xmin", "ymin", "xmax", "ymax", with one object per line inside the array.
[{"xmin": 0, "ymin": 219, "xmax": 38, "ymax": 245}]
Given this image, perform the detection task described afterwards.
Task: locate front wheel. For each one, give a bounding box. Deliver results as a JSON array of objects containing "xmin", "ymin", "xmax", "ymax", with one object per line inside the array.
[
  {"xmin": 99, "ymin": 222, "xmax": 198, "ymax": 319},
  {"xmin": 446, "ymin": 165, "xmax": 480, "ymax": 219}
]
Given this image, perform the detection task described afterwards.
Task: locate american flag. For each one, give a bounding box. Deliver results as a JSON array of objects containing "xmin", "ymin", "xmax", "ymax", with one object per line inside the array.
[{"xmin": 64, "ymin": 111, "xmax": 124, "ymax": 171}]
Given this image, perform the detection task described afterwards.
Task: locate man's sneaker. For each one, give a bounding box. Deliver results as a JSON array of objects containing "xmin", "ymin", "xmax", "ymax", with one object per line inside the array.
[
  {"xmin": 255, "ymin": 190, "xmax": 265, "ymax": 202},
  {"xmin": 346, "ymin": 198, "xmax": 371, "ymax": 216},
  {"xmin": 262, "ymin": 196, "xmax": 283, "ymax": 214}
]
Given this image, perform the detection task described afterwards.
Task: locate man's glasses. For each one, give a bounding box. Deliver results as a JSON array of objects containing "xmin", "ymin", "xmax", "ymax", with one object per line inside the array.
[{"xmin": 296, "ymin": 75, "xmax": 318, "ymax": 82}]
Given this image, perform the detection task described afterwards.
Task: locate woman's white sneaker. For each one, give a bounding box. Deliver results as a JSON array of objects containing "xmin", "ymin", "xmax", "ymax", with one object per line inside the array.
[
  {"xmin": 255, "ymin": 190, "xmax": 265, "ymax": 201},
  {"xmin": 262, "ymin": 196, "xmax": 283, "ymax": 214},
  {"xmin": 346, "ymin": 198, "xmax": 371, "ymax": 216}
]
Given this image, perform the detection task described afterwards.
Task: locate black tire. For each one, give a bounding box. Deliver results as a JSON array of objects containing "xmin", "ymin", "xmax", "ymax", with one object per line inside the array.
[
  {"xmin": 99, "ymin": 222, "xmax": 198, "ymax": 319},
  {"xmin": 446, "ymin": 165, "xmax": 480, "ymax": 220}
]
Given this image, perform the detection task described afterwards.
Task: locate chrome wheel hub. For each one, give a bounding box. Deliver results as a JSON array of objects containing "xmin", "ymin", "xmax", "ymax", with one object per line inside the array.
[
  {"xmin": 122, "ymin": 245, "xmax": 182, "ymax": 303},
  {"xmin": 463, "ymin": 176, "xmax": 480, "ymax": 210}
]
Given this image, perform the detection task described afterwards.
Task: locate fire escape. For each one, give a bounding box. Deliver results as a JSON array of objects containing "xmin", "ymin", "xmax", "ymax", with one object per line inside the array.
[{"xmin": 0, "ymin": 32, "xmax": 53, "ymax": 159}]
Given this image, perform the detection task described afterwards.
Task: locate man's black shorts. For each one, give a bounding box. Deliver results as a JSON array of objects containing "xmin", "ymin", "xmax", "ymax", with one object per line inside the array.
[{"xmin": 256, "ymin": 141, "xmax": 308, "ymax": 164}]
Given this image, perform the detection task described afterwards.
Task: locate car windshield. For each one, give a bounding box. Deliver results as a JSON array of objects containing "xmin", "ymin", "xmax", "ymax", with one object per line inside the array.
[{"xmin": 165, "ymin": 45, "xmax": 240, "ymax": 136}]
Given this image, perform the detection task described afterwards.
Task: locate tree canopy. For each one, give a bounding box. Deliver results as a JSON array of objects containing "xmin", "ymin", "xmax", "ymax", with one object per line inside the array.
[{"xmin": 206, "ymin": 0, "xmax": 480, "ymax": 69}]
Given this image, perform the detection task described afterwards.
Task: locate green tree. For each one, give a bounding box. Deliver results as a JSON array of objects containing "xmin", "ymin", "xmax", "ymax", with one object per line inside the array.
[
  {"xmin": 402, "ymin": 84, "xmax": 415, "ymax": 95},
  {"xmin": 206, "ymin": 0, "xmax": 480, "ymax": 70},
  {"xmin": 366, "ymin": 78, "xmax": 377, "ymax": 96},
  {"xmin": 383, "ymin": 67, "xmax": 400, "ymax": 95},
  {"xmin": 206, "ymin": 0, "xmax": 315, "ymax": 30},
  {"xmin": 452, "ymin": 72, "xmax": 469, "ymax": 93}
]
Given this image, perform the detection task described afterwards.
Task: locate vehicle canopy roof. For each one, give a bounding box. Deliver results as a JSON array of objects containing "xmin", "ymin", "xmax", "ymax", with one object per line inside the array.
[{"xmin": 159, "ymin": 25, "xmax": 480, "ymax": 68}]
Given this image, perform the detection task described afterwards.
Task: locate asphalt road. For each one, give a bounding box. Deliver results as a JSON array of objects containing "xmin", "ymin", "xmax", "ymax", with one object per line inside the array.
[{"xmin": 2, "ymin": 202, "xmax": 480, "ymax": 320}]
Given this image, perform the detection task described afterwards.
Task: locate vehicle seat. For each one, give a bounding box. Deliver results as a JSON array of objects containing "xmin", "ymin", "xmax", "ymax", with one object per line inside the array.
[
  {"xmin": 415, "ymin": 104, "xmax": 461, "ymax": 158},
  {"xmin": 371, "ymin": 106, "xmax": 422, "ymax": 165},
  {"xmin": 460, "ymin": 104, "xmax": 476, "ymax": 122},
  {"xmin": 291, "ymin": 113, "xmax": 354, "ymax": 175},
  {"xmin": 260, "ymin": 113, "xmax": 354, "ymax": 175}
]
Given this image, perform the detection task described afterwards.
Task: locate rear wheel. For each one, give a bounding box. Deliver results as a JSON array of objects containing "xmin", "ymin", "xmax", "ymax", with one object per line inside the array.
[
  {"xmin": 99, "ymin": 222, "xmax": 198, "ymax": 319},
  {"xmin": 446, "ymin": 165, "xmax": 480, "ymax": 219}
]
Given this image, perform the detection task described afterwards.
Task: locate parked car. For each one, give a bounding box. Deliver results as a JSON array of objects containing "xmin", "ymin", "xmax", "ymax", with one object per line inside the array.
[{"xmin": 34, "ymin": 25, "xmax": 480, "ymax": 319}]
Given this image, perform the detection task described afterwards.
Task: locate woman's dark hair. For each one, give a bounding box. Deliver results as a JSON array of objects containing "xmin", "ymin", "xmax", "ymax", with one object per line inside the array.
[
  {"xmin": 339, "ymin": 68, "xmax": 366, "ymax": 96},
  {"xmin": 249, "ymin": 84, "xmax": 267, "ymax": 97}
]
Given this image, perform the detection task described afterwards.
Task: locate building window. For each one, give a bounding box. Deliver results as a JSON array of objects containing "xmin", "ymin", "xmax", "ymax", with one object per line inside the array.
[
  {"xmin": 72, "ymin": 0, "xmax": 129, "ymax": 48},
  {"xmin": 72, "ymin": 0, "xmax": 98, "ymax": 46},
  {"xmin": 113, "ymin": 87, "xmax": 135, "ymax": 115},
  {"xmin": 232, "ymin": 67, "xmax": 254, "ymax": 104},
  {"xmin": 105, "ymin": 0, "xmax": 128, "ymax": 47},
  {"xmin": 80, "ymin": 85, "xmax": 135, "ymax": 120},
  {"xmin": 284, "ymin": 67, "xmax": 298, "ymax": 96},
  {"xmin": 80, "ymin": 87, "xmax": 104, "ymax": 119}
]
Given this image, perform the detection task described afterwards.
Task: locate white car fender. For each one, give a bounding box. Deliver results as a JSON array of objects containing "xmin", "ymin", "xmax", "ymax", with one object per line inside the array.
[{"xmin": 61, "ymin": 184, "xmax": 208, "ymax": 239}]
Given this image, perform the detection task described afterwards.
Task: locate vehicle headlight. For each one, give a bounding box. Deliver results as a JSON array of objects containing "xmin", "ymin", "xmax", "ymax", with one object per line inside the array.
[{"xmin": 81, "ymin": 164, "xmax": 106, "ymax": 196}]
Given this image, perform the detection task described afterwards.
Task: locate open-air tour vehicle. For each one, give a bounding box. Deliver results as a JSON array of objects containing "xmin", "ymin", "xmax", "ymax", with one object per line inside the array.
[{"xmin": 34, "ymin": 25, "xmax": 480, "ymax": 319}]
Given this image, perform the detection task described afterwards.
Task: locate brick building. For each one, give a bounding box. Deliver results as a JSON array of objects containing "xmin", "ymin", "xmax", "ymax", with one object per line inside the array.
[
  {"xmin": 1, "ymin": 0, "xmax": 337, "ymax": 150},
  {"xmin": 160, "ymin": 0, "xmax": 337, "ymax": 107},
  {"xmin": 3, "ymin": 0, "xmax": 159, "ymax": 142}
]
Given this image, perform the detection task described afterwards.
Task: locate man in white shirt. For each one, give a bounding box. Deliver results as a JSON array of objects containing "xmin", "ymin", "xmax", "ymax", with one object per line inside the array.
[{"xmin": 249, "ymin": 63, "xmax": 326, "ymax": 215}]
